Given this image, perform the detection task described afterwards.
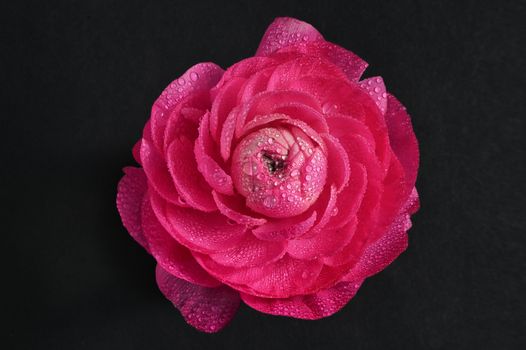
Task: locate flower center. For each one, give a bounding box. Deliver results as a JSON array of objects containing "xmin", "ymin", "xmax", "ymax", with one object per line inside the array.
[{"xmin": 231, "ymin": 125, "xmax": 327, "ymax": 218}]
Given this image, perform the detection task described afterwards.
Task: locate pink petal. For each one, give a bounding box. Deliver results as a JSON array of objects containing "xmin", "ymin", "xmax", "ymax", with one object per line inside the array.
[
  {"xmin": 155, "ymin": 264, "xmax": 240, "ymax": 333},
  {"xmin": 384, "ymin": 94, "xmax": 419, "ymax": 191},
  {"xmin": 195, "ymin": 254, "xmax": 323, "ymax": 298},
  {"xmin": 116, "ymin": 167, "xmax": 149, "ymax": 251},
  {"xmin": 238, "ymin": 67, "xmax": 274, "ymax": 104},
  {"xmin": 343, "ymin": 211, "xmax": 412, "ymax": 282},
  {"xmin": 132, "ymin": 140, "xmax": 141, "ymax": 165},
  {"xmin": 277, "ymin": 41, "xmax": 368, "ymax": 82},
  {"xmin": 256, "ymin": 17, "xmax": 324, "ymax": 57},
  {"xmin": 327, "ymin": 161, "xmax": 367, "ymax": 229},
  {"xmin": 358, "ymin": 76, "xmax": 387, "ymax": 114},
  {"xmin": 266, "ymin": 56, "xmax": 348, "ymax": 91},
  {"xmin": 321, "ymin": 134, "xmax": 350, "ymax": 192},
  {"xmin": 241, "ymin": 279, "xmax": 363, "ymax": 320},
  {"xmin": 326, "ymin": 113, "xmax": 376, "ymax": 149},
  {"xmin": 212, "ymin": 191, "xmax": 267, "ymax": 227},
  {"xmin": 252, "ymin": 210, "xmax": 317, "ymax": 241},
  {"xmin": 165, "ymin": 204, "xmax": 246, "ymax": 254},
  {"xmin": 210, "ymin": 77, "xmax": 245, "ymax": 142},
  {"xmin": 305, "ymin": 185, "xmax": 338, "ymax": 238},
  {"xmin": 154, "ymin": 62, "xmax": 224, "ymax": 112},
  {"xmin": 240, "ymin": 113, "xmax": 289, "ymax": 137},
  {"xmin": 235, "ymin": 90, "xmax": 321, "ymax": 138},
  {"xmin": 195, "ymin": 113, "xmax": 234, "ymax": 195},
  {"xmin": 288, "ymin": 218, "xmax": 357, "ymax": 260},
  {"xmin": 166, "ymin": 137, "xmax": 217, "ymax": 212},
  {"xmin": 271, "ymin": 103, "xmax": 329, "ymax": 134},
  {"xmin": 141, "ymin": 195, "xmax": 220, "ymax": 287},
  {"xmin": 214, "ymin": 56, "xmax": 278, "ymax": 88},
  {"xmin": 219, "ymin": 107, "xmax": 239, "ymax": 161},
  {"xmin": 208, "ymin": 233, "xmax": 286, "ymax": 268},
  {"xmin": 140, "ymin": 138, "xmax": 183, "ymax": 205},
  {"xmin": 161, "ymin": 92, "xmax": 208, "ymax": 153}
]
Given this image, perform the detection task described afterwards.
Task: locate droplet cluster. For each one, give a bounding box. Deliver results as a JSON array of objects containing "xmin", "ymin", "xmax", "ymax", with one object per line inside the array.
[{"xmin": 231, "ymin": 125, "xmax": 327, "ymax": 218}]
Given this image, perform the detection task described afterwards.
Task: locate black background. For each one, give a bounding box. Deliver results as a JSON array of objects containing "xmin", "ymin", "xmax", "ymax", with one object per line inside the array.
[{"xmin": 2, "ymin": 0, "xmax": 524, "ymax": 349}]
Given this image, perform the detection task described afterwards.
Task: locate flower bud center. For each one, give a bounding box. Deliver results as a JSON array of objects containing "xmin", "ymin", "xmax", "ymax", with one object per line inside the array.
[{"xmin": 231, "ymin": 124, "xmax": 327, "ymax": 218}]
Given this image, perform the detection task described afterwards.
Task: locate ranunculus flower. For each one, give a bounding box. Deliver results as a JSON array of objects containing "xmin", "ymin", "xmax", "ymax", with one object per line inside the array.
[{"xmin": 117, "ymin": 17, "xmax": 419, "ymax": 333}]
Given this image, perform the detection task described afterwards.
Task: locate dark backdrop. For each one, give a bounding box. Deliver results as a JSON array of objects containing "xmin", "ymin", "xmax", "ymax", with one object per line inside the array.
[{"xmin": 2, "ymin": 0, "xmax": 524, "ymax": 349}]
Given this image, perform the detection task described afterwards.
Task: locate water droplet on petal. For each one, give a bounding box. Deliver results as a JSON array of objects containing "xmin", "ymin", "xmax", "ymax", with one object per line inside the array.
[
  {"xmin": 190, "ymin": 72, "xmax": 199, "ymax": 81},
  {"xmin": 263, "ymin": 195, "xmax": 277, "ymax": 208}
]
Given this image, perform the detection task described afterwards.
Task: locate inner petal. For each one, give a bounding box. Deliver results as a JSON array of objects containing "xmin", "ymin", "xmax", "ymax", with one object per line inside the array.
[{"xmin": 231, "ymin": 124, "xmax": 327, "ymax": 218}]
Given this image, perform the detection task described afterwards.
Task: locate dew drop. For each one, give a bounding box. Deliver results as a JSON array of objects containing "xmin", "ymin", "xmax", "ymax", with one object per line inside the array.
[
  {"xmin": 263, "ymin": 195, "xmax": 277, "ymax": 208},
  {"xmin": 190, "ymin": 72, "xmax": 199, "ymax": 81},
  {"xmin": 177, "ymin": 78, "xmax": 186, "ymax": 86}
]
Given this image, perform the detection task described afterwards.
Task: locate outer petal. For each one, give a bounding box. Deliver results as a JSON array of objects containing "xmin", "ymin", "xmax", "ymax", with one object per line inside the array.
[
  {"xmin": 277, "ymin": 41, "xmax": 368, "ymax": 82},
  {"xmin": 116, "ymin": 167, "xmax": 149, "ymax": 251},
  {"xmin": 241, "ymin": 279, "xmax": 363, "ymax": 320},
  {"xmin": 154, "ymin": 62, "xmax": 224, "ymax": 112},
  {"xmin": 155, "ymin": 265, "xmax": 240, "ymax": 333},
  {"xmin": 141, "ymin": 195, "xmax": 220, "ymax": 287},
  {"xmin": 194, "ymin": 254, "xmax": 323, "ymax": 298},
  {"xmin": 358, "ymin": 76, "xmax": 387, "ymax": 115},
  {"xmin": 384, "ymin": 94, "xmax": 419, "ymax": 190},
  {"xmin": 256, "ymin": 17, "xmax": 324, "ymax": 57},
  {"xmin": 342, "ymin": 210, "xmax": 412, "ymax": 282},
  {"xmin": 140, "ymin": 138, "xmax": 184, "ymax": 205}
]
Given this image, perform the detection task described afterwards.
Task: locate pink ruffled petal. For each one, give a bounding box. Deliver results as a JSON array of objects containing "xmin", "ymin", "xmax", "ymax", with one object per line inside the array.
[
  {"xmin": 210, "ymin": 77, "xmax": 245, "ymax": 142},
  {"xmin": 321, "ymin": 134, "xmax": 350, "ymax": 192},
  {"xmin": 343, "ymin": 211, "xmax": 412, "ymax": 282},
  {"xmin": 327, "ymin": 161, "xmax": 367, "ymax": 229},
  {"xmin": 219, "ymin": 107, "xmax": 239, "ymax": 161},
  {"xmin": 252, "ymin": 210, "xmax": 317, "ymax": 241},
  {"xmin": 132, "ymin": 140, "xmax": 141, "ymax": 165},
  {"xmin": 241, "ymin": 279, "xmax": 363, "ymax": 320},
  {"xmin": 238, "ymin": 67, "xmax": 274, "ymax": 104},
  {"xmin": 256, "ymin": 17, "xmax": 324, "ymax": 57},
  {"xmin": 212, "ymin": 191, "xmax": 267, "ymax": 227},
  {"xmin": 165, "ymin": 204, "xmax": 246, "ymax": 254},
  {"xmin": 195, "ymin": 254, "xmax": 323, "ymax": 298},
  {"xmin": 166, "ymin": 137, "xmax": 217, "ymax": 212},
  {"xmin": 208, "ymin": 233, "xmax": 286, "ymax": 268},
  {"xmin": 326, "ymin": 113, "xmax": 376, "ymax": 149},
  {"xmin": 240, "ymin": 113, "xmax": 289, "ymax": 138},
  {"xmin": 155, "ymin": 265, "xmax": 240, "ymax": 333},
  {"xmin": 358, "ymin": 76, "xmax": 387, "ymax": 114},
  {"xmin": 161, "ymin": 92, "xmax": 208, "ymax": 153},
  {"xmin": 140, "ymin": 138, "xmax": 183, "ymax": 205},
  {"xmin": 141, "ymin": 195, "xmax": 220, "ymax": 287},
  {"xmin": 288, "ymin": 218, "xmax": 357, "ymax": 260},
  {"xmin": 116, "ymin": 167, "xmax": 149, "ymax": 251},
  {"xmin": 195, "ymin": 113, "xmax": 234, "ymax": 195},
  {"xmin": 272, "ymin": 103, "xmax": 329, "ymax": 134},
  {"xmin": 266, "ymin": 56, "xmax": 348, "ymax": 91},
  {"xmin": 235, "ymin": 90, "xmax": 321, "ymax": 138},
  {"xmin": 277, "ymin": 41, "xmax": 368, "ymax": 82},
  {"xmin": 306, "ymin": 185, "xmax": 338, "ymax": 238},
  {"xmin": 154, "ymin": 62, "xmax": 224, "ymax": 112},
  {"xmin": 385, "ymin": 94, "xmax": 419, "ymax": 190},
  {"xmin": 214, "ymin": 56, "xmax": 278, "ymax": 89}
]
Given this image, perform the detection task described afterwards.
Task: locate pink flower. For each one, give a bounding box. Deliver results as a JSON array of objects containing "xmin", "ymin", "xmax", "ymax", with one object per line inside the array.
[{"xmin": 117, "ymin": 17, "xmax": 419, "ymax": 333}]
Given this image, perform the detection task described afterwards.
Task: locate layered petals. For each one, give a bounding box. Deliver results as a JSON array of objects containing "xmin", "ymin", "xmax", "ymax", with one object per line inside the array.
[{"xmin": 156, "ymin": 265, "xmax": 240, "ymax": 333}]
